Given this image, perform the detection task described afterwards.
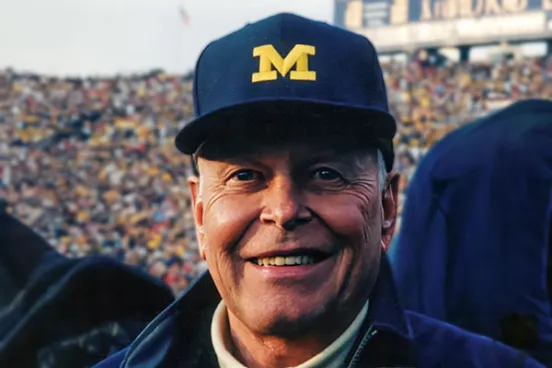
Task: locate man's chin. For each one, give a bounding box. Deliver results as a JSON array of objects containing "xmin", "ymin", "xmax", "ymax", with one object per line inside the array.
[
  {"xmin": 239, "ymin": 295, "xmax": 331, "ymax": 337},
  {"xmin": 251, "ymin": 308, "xmax": 328, "ymax": 339}
]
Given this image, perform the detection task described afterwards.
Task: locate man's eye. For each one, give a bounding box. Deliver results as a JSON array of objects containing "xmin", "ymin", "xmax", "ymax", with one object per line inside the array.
[
  {"xmin": 312, "ymin": 168, "xmax": 342, "ymax": 181},
  {"xmin": 232, "ymin": 170, "xmax": 261, "ymax": 181}
]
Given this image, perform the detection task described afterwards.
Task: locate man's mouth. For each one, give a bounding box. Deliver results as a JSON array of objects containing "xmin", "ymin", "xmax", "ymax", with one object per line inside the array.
[{"xmin": 250, "ymin": 251, "xmax": 332, "ymax": 267}]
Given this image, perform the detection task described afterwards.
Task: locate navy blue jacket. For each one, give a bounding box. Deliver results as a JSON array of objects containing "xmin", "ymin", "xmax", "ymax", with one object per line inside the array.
[
  {"xmin": 390, "ymin": 99, "xmax": 552, "ymax": 366},
  {"xmin": 0, "ymin": 212, "xmax": 175, "ymax": 367},
  {"xmin": 94, "ymin": 255, "xmax": 542, "ymax": 367}
]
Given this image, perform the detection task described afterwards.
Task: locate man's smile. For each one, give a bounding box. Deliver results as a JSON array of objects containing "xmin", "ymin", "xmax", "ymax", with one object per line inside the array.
[
  {"xmin": 248, "ymin": 249, "xmax": 333, "ymax": 267},
  {"xmin": 245, "ymin": 251, "xmax": 338, "ymax": 281}
]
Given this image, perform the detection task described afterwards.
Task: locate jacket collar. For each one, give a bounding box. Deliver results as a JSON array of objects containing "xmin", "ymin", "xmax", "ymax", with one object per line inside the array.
[
  {"xmin": 122, "ymin": 255, "xmax": 416, "ymax": 367},
  {"xmin": 368, "ymin": 254, "xmax": 413, "ymax": 338},
  {"xmin": 346, "ymin": 255, "xmax": 417, "ymax": 367}
]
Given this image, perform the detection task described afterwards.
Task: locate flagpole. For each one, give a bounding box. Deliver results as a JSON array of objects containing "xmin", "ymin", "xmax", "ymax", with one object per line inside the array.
[{"xmin": 176, "ymin": 3, "xmax": 189, "ymax": 74}]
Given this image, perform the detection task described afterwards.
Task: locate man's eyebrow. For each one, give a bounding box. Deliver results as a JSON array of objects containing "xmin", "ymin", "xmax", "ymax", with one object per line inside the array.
[
  {"xmin": 212, "ymin": 156, "xmax": 271, "ymax": 172},
  {"xmin": 292, "ymin": 152, "xmax": 354, "ymax": 169},
  {"xmin": 221, "ymin": 154, "xmax": 266, "ymax": 165},
  {"xmin": 297, "ymin": 151, "xmax": 376, "ymax": 174}
]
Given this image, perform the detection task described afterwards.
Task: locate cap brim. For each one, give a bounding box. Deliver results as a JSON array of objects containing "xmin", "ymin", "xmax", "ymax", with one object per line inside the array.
[{"xmin": 175, "ymin": 99, "xmax": 396, "ymax": 155}]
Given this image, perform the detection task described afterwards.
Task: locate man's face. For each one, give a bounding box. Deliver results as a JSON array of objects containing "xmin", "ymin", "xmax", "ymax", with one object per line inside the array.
[{"xmin": 189, "ymin": 137, "xmax": 398, "ymax": 338}]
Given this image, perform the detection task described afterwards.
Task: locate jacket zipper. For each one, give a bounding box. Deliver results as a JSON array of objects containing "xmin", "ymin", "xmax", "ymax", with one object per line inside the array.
[{"xmin": 347, "ymin": 324, "xmax": 378, "ymax": 368}]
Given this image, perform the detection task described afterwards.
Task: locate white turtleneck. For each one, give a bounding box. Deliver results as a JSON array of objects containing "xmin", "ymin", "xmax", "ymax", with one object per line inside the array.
[{"xmin": 211, "ymin": 300, "xmax": 369, "ymax": 368}]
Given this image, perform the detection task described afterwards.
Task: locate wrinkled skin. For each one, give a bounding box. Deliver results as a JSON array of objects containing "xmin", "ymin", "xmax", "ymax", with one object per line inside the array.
[{"xmin": 189, "ymin": 136, "xmax": 398, "ymax": 368}]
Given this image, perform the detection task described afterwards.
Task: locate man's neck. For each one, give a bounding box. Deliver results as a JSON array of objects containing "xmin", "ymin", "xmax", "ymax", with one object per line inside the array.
[{"xmin": 226, "ymin": 306, "xmax": 362, "ymax": 368}]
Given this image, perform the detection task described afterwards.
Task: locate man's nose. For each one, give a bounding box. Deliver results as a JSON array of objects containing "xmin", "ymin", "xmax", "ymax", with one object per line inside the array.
[{"xmin": 260, "ymin": 176, "xmax": 312, "ymax": 231}]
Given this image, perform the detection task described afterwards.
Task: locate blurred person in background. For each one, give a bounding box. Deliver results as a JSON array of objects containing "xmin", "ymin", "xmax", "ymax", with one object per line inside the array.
[
  {"xmin": 0, "ymin": 211, "xmax": 174, "ymax": 368},
  {"xmin": 147, "ymin": 258, "xmax": 168, "ymax": 280},
  {"xmin": 390, "ymin": 99, "xmax": 552, "ymax": 366}
]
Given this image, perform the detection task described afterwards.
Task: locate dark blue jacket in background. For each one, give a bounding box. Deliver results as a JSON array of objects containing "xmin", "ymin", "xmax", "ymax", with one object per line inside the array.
[
  {"xmin": 389, "ymin": 99, "xmax": 552, "ymax": 366},
  {"xmin": 93, "ymin": 254, "xmax": 542, "ymax": 367},
  {"xmin": 0, "ymin": 212, "xmax": 175, "ymax": 367}
]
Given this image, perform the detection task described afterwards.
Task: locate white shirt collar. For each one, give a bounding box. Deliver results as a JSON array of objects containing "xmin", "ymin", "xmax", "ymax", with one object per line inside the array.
[{"xmin": 211, "ymin": 299, "xmax": 369, "ymax": 368}]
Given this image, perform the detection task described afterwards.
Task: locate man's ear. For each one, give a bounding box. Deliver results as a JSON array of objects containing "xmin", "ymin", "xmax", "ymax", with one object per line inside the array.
[
  {"xmin": 187, "ymin": 175, "xmax": 200, "ymax": 204},
  {"xmin": 187, "ymin": 175, "xmax": 206, "ymax": 260},
  {"xmin": 381, "ymin": 171, "xmax": 399, "ymax": 252}
]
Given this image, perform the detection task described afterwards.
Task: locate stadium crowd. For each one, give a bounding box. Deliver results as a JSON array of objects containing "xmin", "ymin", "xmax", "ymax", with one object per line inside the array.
[{"xmin": 1, "ymin": 53, "xmax": 551, "ymax": 295}]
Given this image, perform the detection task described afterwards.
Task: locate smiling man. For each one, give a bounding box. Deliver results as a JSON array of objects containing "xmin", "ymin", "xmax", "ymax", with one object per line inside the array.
[
  {"xmin": 191, "ymin": 126, "xmax": 391, "ymax": 368},
  {"xmin": 94, "ymin": 12, "xmax": 542, "ymax": 368}
]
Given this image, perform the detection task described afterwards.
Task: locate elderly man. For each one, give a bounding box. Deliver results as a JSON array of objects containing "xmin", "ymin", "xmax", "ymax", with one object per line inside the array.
[{"xmin": 95, "ymin": 13, "xmax": 541, "ymax": 368}]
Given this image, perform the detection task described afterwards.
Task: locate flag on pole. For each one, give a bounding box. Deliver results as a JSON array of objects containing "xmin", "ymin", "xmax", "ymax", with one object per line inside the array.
[{"xmin": 179, "ymin": 6, "xmax": 190, "ymax": 25}]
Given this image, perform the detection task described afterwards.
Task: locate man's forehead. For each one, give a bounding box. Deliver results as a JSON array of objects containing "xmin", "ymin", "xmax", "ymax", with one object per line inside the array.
[
  {"xmin": 207, "ymin": 146, "xmax": 345, "ymax": 164},
  {"xmin": 197, "ymin": 139, "xmax": 374, "ymax": 166},
  {"xmin": 195, "ymin": 121, "xmax": 376, "ymax": 162}
]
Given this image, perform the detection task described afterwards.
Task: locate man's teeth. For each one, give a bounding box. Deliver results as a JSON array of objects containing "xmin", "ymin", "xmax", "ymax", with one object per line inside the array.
[{"xmin": 254, "ymin": 255, "xmax": 315, "ymax": 266}]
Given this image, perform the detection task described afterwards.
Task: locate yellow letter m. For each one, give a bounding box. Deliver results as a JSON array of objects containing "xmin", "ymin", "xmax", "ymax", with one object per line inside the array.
[{"xmin": 252, "ymin": 44, "xmax": 316, "ymax": 83}]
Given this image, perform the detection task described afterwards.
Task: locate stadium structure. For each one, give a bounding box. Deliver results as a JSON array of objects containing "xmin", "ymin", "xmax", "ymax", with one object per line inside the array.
[{"xmin": 334, "ymin": 0, "xmax": 552, "ymax": 60}]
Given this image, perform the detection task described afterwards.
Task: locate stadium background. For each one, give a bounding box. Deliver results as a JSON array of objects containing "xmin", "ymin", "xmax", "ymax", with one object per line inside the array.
[{"xmin": 2, "ymin": 0, "xmax": 552, "ymax": 296}]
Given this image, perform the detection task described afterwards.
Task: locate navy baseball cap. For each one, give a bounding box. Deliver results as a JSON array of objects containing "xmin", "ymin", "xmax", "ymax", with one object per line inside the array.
[{"xmin": 175, "ymin": 13, "xmax": 396, "ymax": 171}]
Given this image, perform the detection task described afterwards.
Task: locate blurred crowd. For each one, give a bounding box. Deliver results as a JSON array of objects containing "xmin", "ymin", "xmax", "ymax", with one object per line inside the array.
[
  {"xmin": 0, "ymin": 70, "xmax": 204, "ymax": 296},
  {"xmin": 385, "ymin": 53, "xmax": 552, "ymax": 227},
  {"xmin": 2, "ymin": 53, "xmax": 552, "ymax": 295}
]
